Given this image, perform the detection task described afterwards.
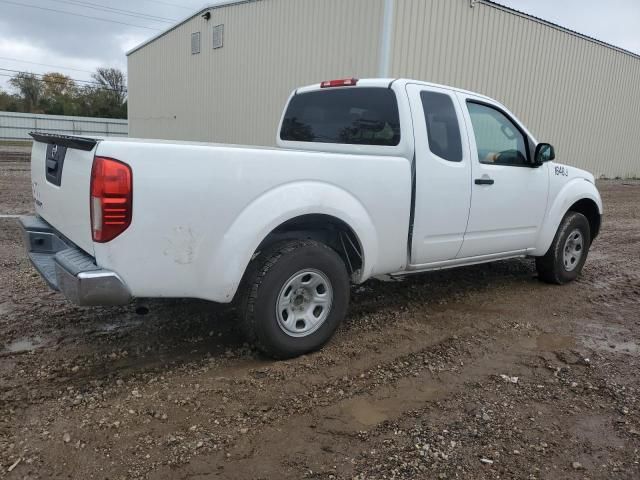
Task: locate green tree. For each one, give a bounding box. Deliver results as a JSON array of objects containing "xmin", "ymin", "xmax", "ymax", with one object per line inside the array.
[
  {"xmin": 42, "ymin": 72, "xmax": 76, "ymax": 98},
  {"xmin": 76, "ymin": 67, "xmax": 127, "ymax": 119},
  {"xmin": 5, "ymin": 67, "xmax": 128, "ymax": 118},
  {"xmin": 92, "ymin": 68, "xmax": 127, "ymax": 105},
  {"xmin": 9, "ymin": 72, "xmax": 42, "ymax": 112},
  {"xmin": 40, "ymin": 72, "xmax": 78, "ymax": 116},
  {"xmin": 0, "ymin": 88, "xmax": 20, "ymax": 111}
]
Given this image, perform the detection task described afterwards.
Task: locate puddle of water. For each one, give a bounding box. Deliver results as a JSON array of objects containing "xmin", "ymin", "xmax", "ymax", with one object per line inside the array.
[
  {"xmin": 5, "ymin": 336, "xmax": 45, "ymax": 353},
  {"xmin": 344, "ymin": 398, "xmax": 389, "ymax": 426},
  {"xmin": 536, "ymin": 334, "xmax": 576, "ymax": 351},
  {"xmin": 336, "ymin": 380, "xmax": 443, "ymax": 429}
]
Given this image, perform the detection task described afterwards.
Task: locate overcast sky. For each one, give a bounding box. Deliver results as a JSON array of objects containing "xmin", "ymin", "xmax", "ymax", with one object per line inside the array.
[{"xmin": 0, "ymin": 0, "xmax": 638, "ymax": 91}]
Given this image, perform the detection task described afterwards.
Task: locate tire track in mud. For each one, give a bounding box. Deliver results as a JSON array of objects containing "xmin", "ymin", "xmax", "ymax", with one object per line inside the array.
[
  {"xmin": 1, "ymin": 286, "xmax": 511, "ymax": 478},
  {"xmin": 342, "ymin": 356, "xmax": 640, "ymax": 480},
  {"xmin": 19, "ymin": 332, "xmax": 483, "ymax": 479},
  {"xmin": 3, "ymin": 276, "xmax": 556, "ymax": 480},
  {"xmin": 0, "ymin": 255, "xmax": 537, "ymax": 407},
  {"xmin": 0, "ymin": 253, "xmax": 611, "ymax": 478}
]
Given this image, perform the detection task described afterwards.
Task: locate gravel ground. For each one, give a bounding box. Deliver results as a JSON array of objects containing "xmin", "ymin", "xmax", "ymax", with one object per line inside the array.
[
  {"xmin": 0, "ymin": 151, "xmax": 639, "ymax": 479},
  {"xmin": 0, "ymin": 145, "xmax": 31, "ymax": 215}
]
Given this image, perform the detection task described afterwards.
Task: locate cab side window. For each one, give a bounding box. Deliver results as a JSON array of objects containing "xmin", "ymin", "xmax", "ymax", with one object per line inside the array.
[
  {"xmin": 421, "ymin": 91, "xmax": 463, "ymax": 162},
  {"xmin": 467, "ymin": 102, "xmax": 529, "ymax": 166}
]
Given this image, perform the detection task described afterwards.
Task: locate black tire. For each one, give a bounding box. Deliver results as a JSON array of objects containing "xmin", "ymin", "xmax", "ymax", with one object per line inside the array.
[
  {"xmin": 536, "ymin": 212, "xmax": 591, "ymax": 285},
  {"xmin": 239, "ymin": 240, "xmax": 350, "ymax": 359}
]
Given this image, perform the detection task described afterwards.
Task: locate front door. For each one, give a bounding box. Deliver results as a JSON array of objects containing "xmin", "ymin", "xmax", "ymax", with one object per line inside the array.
[
  {"xmin": 407, "ymin": 84, "xmax": 472, "ymax": 266},
  {"xmin": 457, "ymin": 94, "xmax": 549, "ymax": 258}
]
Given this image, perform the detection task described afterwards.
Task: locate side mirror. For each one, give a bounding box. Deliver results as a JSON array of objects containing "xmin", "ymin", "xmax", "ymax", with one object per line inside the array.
[{"xmin": 534, "ymin": 143, "xmax": 555, "ymax": 165}]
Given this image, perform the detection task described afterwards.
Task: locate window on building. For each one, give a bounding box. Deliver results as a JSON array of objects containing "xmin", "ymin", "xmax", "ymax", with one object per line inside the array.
[
  {"xmin": 467, "ymin": 102, "xmax": 529, "ymax": 166},
  {"xmin": 191, "ymin": 32, "xmax": 201, "ymax": 54},
  {"xmin": 421, "ymin": 91, "xmax": 463, "ymax": 162},
  {"xmin": 213, "ymin": 24, "xmax": 224, "ymax": 49},
  {"xmin": 280, "ymin": 88, "xmax": 401, "ymax": 146}
]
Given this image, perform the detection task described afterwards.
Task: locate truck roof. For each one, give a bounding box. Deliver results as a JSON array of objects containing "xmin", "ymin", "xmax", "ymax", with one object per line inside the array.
[{"xmin": 295, "ymin": 78, "xmax": 496, "ymax": 104}]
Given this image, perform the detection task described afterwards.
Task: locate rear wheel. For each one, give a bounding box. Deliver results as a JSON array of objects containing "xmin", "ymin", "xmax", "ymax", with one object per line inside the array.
[
  {"xmin": 239, "ymin": 240, "xmax": 350, "ymax": 359},
  {"xmin": 536, "ymin": 212, "xmax": 591, "ymax": 284}
]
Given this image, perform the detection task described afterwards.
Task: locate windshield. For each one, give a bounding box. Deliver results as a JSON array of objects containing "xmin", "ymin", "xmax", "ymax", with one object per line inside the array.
[{"xmin": 280, "ymin": 87, "xmax": 401, "ymax": 146}]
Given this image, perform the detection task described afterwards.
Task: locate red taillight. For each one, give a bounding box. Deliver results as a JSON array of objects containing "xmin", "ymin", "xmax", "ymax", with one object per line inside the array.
[
  {"xmin": 90, "ymin": 156, "xmax": 132, "ymax": 243},
  {"xmin": 320, "ymin": 78, "xmax": 359, "ymax": 88}
]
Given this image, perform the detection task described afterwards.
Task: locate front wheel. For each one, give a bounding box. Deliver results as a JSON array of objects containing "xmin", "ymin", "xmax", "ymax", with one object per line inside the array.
[
  {"xmin": 239, "ymin": 240, "xmax": 350, "ymax": 359},
  {"xmin": 536, "ymin": 212, "xmax": 591, "ymax": 284}
]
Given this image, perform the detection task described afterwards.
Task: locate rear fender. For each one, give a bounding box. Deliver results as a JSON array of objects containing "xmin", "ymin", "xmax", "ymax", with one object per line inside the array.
[
  {"xmin": 201, "ymin": 181, "xmax": 378, "ymax": 302},
  {"xmin": 533, "ymin": 179, "xmax": 603, "ymax": 256}
]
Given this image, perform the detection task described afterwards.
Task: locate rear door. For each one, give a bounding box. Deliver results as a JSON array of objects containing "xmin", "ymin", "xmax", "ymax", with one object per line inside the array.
[
  {"xmin": 30, "ymin": 134, "xmax": 97, "ymax": 254},
  {"xmin": 407, "ymin": 84, "xmax": 472, "ymax": 265},
  {"xmin": 456, "ymin": 94, "xmax": 549, "ymax": 258}
]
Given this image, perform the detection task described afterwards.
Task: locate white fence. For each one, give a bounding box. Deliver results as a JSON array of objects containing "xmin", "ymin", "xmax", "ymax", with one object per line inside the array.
[{"xmin": 0, "ymin": 111, "xmax": 128, "ymax": 141}]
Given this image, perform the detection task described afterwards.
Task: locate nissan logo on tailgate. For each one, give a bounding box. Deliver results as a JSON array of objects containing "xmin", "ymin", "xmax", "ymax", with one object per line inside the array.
[{"xmin": 45, "ymin": 143, "xmax": 68, "ymax": 187}]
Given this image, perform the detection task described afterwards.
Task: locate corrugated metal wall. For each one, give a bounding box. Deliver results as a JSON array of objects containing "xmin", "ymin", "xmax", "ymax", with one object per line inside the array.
[
  {"xmin": 128, "ymin": 0, "xmax": 640, "ymax": 177},
  {"xmin": 391, "ymin": 0, "xmax": 640, "ymax": 178},
  {"xmin": 128, "ymin": 0, "xmax": 385, "ymax": 146},
  {"xmin": 0, "ymin": 111, "xmax": 128, "ymax": 141}
]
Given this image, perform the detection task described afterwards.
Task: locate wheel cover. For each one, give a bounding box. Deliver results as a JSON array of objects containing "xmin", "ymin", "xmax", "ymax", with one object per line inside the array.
[
  {"xmin": 563, "ymin": 228, "xmax": 584, "ymax": 272},
  {"xmin": 276, "ymin": 269, "xmax": 334, "ymax": 338}
]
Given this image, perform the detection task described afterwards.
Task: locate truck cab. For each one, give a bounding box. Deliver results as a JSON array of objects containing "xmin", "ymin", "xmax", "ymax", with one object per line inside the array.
[{"xmin": 278, "ymin": 78, "xmax": 600, "ymax": 271}]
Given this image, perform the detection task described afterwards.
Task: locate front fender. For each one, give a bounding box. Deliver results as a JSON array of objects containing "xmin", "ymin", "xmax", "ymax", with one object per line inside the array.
[
  {"xmin": 533, "ymin": 179, "xmax": 603, "ymax": 256},
  {"xmin": 201, "ymin": 181, "xmax": 379, "ymax": 302}
]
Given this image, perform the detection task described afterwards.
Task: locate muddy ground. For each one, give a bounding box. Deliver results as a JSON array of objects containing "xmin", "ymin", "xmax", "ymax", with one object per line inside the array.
[{"xmin": 0, "ymin": 148, "xmax": 639, "ymax": 479}]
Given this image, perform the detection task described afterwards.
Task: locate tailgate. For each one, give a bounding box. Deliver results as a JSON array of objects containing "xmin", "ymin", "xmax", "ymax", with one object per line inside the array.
[{"xmin": 30, "ymin": 133, "xmax": 98, "ymax": 255}]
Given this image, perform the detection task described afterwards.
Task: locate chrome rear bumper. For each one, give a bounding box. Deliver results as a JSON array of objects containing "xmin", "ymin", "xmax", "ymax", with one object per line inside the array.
[{"xmin": 19, "ymin": 216, "xmax": 131, "ymax": 306}]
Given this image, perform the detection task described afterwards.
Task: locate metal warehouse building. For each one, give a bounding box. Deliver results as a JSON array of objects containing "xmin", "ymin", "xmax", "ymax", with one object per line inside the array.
[{"xmin": 127, "ymin": 0, "xmax": 640, "ymax": 178}]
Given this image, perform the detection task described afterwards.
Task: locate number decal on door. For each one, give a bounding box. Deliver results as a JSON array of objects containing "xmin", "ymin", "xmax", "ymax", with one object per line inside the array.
[{"xmin": 555, "ymin": 166, "xmax": 569, "ymax": 177}]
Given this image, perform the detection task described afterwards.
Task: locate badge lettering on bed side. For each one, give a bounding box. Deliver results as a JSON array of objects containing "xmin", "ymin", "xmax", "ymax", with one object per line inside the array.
[
  {"xmin": 555, "ymin": 166, "xmax": 569, "ymax": 177},
  {"xmin": 32, "ymin": 181, "xmax": 43, "ymax": 207}
]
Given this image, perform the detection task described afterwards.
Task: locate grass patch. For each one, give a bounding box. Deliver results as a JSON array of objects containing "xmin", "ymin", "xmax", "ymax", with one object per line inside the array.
[{"xmin": 0, "ymin": 140, "xmax": 32, "ymax": 147}]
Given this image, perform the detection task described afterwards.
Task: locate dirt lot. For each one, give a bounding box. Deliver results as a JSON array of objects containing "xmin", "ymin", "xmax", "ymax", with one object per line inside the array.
[
  {"xmin": 0, "ymin": 145, "xmax": 31, "ymax": 215},
  {"xmin": 1, "ymin": 149, "xmax": 639, "ymax": 479}
]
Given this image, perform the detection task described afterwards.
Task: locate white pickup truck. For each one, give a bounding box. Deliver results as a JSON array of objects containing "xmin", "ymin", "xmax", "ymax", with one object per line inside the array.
[{"xmin": 21, "ymin": 78, "xmax": 602, "ymax": 358}]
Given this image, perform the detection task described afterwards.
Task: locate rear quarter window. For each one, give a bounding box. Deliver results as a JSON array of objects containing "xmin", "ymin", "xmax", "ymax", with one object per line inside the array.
[
  {"xmin": 421, "ymin": 91, "xmax": 463, "ymax": 162},
  {"xmin": 280, "ymin": 88, "xmax": 401, "ymax": 146}
]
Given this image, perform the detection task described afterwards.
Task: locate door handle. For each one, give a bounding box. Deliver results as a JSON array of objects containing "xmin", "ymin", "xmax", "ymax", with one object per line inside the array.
[{"xmin": 475, "ymin": 178, "xmax": 495, "ymax": 185}]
